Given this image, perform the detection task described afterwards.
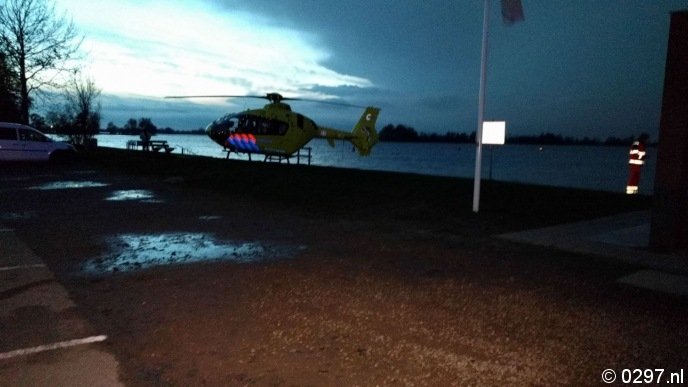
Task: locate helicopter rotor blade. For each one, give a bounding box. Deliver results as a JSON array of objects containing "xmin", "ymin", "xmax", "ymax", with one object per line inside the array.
[
  {"xmin": 164, "ymin": 93, "xmax": 365, "ymax": 108},
  {"xmin": 164, "ymin": 95, "xmax": 265, "ymax": 99},
  {"xmin": 284, "ymin": 98, "xmax": 365, "ymax": 109}
]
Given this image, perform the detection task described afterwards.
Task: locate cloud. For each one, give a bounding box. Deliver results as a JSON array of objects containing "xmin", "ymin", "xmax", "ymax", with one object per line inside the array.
[
  {"xmin": 50, "ymin": 0, "xmax": 682, "ymax": 138},
  {"xmin": 58, "ymin": 0, "xmax": 373, "ymax": 100},
  {"xmin": 97, "ymin": 93, "xmax": 231, "ymax": 129}
]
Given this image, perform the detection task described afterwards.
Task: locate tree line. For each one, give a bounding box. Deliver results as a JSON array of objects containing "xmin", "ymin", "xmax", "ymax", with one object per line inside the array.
[
  {"xmin": 102, "ymin": 118, "xmax": 205, "ymax": 135},
  {"xmin": 379, "ymin": 124, "xmax": 650, "ymax": 146}
]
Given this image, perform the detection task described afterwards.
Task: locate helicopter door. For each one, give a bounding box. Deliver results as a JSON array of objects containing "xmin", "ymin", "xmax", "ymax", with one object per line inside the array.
[{"xmin": 297, "ymin": 114, "xmax": 304, "ymax": 129}]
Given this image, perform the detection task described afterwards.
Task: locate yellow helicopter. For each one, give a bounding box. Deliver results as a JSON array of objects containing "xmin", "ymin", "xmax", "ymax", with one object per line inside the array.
[{"xmin": 165, "ymin": 93, "xmax": 380, "ymax": 159}]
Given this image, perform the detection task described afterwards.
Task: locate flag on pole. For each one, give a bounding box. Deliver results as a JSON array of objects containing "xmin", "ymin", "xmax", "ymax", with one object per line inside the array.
[{"xmin": 501, "ymin": 0, "xmax": 525, "ymax": 25}]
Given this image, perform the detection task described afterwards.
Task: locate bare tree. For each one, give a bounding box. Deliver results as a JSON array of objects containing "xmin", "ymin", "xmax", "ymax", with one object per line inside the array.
[
  {"xmin": 0, "ymin": 0, "xmax": 82, "ymax": 124},
  {"xmin": 61, "ymin": 75, "xmax": 101, "ymax": 147}
]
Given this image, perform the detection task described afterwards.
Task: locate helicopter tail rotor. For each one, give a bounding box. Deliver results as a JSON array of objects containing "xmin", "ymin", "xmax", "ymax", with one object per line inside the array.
[{"xmin": 350, "ymin": 107, "xmax": 380, "ymax": 156}]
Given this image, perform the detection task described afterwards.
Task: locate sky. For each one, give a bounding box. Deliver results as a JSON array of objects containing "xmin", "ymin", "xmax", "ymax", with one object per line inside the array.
[{"xmin": 49, "ymin": 0, "xmax": 687, "ymax": 139}]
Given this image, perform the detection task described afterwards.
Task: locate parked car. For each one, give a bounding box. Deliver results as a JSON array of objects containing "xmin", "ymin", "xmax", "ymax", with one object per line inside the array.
[{"xmin": 0, "ymin": 122, "xmax": 76, "ymax": 162}]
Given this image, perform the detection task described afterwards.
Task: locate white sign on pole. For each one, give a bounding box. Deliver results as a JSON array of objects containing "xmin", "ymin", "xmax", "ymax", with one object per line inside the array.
[{"xmin": 482, "ymin": 121, "xmax": 506, "ymax": 145}]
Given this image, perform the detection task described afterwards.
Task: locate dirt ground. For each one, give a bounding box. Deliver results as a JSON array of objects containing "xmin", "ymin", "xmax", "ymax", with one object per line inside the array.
[{"xmin": 1, "ymin": 162, "xmax": 687, "ymax": 386}]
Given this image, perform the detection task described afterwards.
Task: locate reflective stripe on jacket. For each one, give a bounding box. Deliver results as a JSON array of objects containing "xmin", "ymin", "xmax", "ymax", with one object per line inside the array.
[{"xmin": 629, "ymin": 141, "xmax": 646, "ymax": 165}]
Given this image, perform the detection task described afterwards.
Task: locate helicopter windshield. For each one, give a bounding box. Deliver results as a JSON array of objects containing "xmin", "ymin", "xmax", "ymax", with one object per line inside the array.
[
  {"xmin": 216, "ymin": 115, "xmax": 239, "ymax": 131},
  {"xmin": 207, "ymin": 115, "xmax": 238, "ymax": 139}
]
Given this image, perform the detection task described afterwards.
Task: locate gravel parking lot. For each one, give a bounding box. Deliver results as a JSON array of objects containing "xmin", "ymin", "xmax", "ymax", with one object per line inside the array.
[{"xmin": 1, "ymin": 159, "xmax": 686, "ymax": 386}]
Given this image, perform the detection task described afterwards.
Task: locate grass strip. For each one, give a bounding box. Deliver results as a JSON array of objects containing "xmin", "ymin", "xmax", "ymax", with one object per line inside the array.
[{"xmin": 82, "ymin": 148, "xmax": 651, "ymax": 235}]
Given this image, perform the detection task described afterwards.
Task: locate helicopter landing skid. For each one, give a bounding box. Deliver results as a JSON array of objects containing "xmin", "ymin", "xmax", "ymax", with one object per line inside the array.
[{"xmin": 223, "ymin": 147, "xmax": 312, "ymax": 165}]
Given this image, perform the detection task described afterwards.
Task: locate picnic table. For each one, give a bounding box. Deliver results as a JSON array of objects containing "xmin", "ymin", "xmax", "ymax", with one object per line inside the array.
[{"xmin": 126, "ymin": 140, "xmax": 175, "ymax": 153}]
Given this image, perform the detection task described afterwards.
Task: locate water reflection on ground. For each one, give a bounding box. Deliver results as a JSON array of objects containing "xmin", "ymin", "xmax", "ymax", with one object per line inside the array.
[
  {"xmin": 106, "ymin": 189, "xmax": 160, "ymax": 202},
  {"xmin": 0, "ymin": 211, "xmax": 36, "ymax": 220},
  {"xmin": 30, "ymin": 181, "xmax": 110, "ymax": 190},
  {"xmin": 199, "ymin": 215, "xmax": 222, "ymax": 221},
  {"xmin": 81, "ymin": 233, "xmax": 302, "ymax": 275}
]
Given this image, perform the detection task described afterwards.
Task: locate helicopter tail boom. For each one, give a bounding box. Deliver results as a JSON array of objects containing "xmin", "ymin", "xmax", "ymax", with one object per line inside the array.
[{"xmin": 318, "ymin": 107, "xmax": 380, "ymax": 156}]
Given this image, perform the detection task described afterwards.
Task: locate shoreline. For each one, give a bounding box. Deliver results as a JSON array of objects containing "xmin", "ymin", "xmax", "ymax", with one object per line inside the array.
[
  {"xmin": 82, "ymin": 148, "xmax": 652, "ymax": 234},
  {"xmin": 91, "ymin": 137, "xmax": 657, "ymax": 194}
]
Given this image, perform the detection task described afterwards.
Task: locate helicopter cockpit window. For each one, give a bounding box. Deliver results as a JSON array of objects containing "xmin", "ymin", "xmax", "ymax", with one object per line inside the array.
[
  {"xmin": 235, "ymin": 115, "xmax": 288, "ymax": 136},
  {"xmin": 211, "ymin": 115, "xmax": 239, "ymax": 136}
]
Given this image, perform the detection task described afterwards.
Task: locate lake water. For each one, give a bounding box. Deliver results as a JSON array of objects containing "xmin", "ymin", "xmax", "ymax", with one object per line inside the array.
[{"xmin": 96, "ymin": 134, "xmax": 655, "ymax": 194}]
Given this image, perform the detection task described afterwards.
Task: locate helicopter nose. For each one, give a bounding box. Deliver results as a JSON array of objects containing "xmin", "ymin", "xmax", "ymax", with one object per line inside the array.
[{"xmin": 206, "ymin": 122, "xmax": 226, "ymax": 145}]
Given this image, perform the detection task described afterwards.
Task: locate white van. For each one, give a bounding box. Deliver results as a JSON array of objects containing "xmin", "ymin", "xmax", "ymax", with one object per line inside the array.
[{"xmin": 0, "ymin": 122, "xmax": 76, "ymax": 162}]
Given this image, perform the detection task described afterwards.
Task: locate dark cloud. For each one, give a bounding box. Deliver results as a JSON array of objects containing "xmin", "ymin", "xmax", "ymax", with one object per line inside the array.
[{"xmin": 198, "ymin": 0, "xmax": 684, "ymax": 138}]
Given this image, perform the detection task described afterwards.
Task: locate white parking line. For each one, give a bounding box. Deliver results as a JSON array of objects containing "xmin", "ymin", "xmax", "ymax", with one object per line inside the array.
[
  {"xmin": 0, "ymin": 335, "xmax": 108, "ymax": 360},
  {"xmin": 0, "ymin": 264, "xmax": 47, "ymax": 271},
  {"xmin": 0, "ymin": 228, "xmax": 14, "ymax": 232}
]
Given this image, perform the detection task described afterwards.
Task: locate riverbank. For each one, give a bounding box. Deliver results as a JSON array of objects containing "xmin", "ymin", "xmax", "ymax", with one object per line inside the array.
[
  {"xmin": 83, "ymin": 148, "xmax": 651, "ymax": 234},
  {"xmin": 95, "ymin": 135, "xmax": 657, "ymax": 194}
]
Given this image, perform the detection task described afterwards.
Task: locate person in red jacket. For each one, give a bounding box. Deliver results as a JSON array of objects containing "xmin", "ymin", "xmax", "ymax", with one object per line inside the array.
[{"xmin": 626, "ymin": 134, "xmax": 649, "ymax": 194}]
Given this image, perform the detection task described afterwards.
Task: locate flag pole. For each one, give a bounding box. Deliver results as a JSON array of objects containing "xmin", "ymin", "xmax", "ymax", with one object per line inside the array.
[{"xmin": 473, "ymin": 0, "xmax": 490, "ymax": 212}]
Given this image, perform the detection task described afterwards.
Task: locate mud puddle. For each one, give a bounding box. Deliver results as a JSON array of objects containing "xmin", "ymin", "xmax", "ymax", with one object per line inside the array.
[
  {"xmin": 105, "ymin": 189, "xmax": 161, "ymax": 202},
  {"xmin": 30, "ymin": 181, "xmax": 110, "ymax": 190},
  {"xmin": 80, "ymin": 232, "xmax": 303, "ymax": 275}
]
